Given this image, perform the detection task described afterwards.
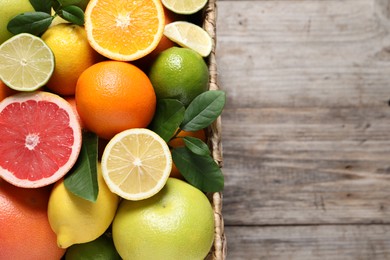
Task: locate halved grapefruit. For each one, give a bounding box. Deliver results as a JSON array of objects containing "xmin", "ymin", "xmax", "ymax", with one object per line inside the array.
[{"xmin": 0, "ymin": 91, "xmax": 82, "ymax": 188}]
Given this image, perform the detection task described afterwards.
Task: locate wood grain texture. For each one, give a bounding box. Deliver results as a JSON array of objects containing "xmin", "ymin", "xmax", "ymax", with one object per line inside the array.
[
  {"xmin": 226, "ymin": 225, "xmax": 390, "ymax": 260},
  {"xmin": 217, "ymin": 0, "xmax": 390, "ymax": 258},
  {"xmin": 218, "ymin": 0, "xmax": 390, "ymax": 224}
]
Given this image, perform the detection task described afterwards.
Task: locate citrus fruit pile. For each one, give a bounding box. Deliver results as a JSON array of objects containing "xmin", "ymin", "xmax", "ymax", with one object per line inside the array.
[{"xmin": 0, "ymin": 0, "xmax": 224, "ymax": 259}]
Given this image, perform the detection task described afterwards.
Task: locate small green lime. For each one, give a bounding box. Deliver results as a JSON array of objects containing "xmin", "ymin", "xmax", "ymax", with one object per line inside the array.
[
  {"xmin": 0, "ymin": 0, "xmax": 35, "ymax": 44},
  {"xmin": 65, "ymin": 233, "xmax": 121, "ymax": 260},
  {"xmin": 148, "ymin": 47, "xmax": 209, "ymax": 107}
]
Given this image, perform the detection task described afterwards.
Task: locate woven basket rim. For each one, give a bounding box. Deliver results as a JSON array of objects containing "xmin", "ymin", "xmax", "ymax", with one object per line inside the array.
[{"xmin": 203, "ymin": 0, "xmax": 227, "ymax": 259}]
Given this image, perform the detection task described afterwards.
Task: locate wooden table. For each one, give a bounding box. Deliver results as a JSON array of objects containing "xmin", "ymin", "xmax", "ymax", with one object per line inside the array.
[{"xmin": 216, "ymin": 0, "xmax": 390, "ymax": 259}]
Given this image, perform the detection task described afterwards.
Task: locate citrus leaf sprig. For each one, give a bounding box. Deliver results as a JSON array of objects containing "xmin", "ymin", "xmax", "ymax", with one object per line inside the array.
[
  {"xmin": 64, "ymin": 131, "xmax": 99, "ymax": 202},
  {"xmin": 7, "ymin": 0, "xmax": 85, "ymax": 36},
  {"xmin": 150, "ymin": 90, "xmax": 226, "ymax": 193}
]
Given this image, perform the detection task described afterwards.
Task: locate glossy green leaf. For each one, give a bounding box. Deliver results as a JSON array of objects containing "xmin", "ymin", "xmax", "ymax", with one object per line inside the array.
[
  {"xmin": 183, "ymin": 136, "xmax": 210, "ymax": 156},
  {"xmin": 57, "ymin": 0, "xmax": 82, "ymax": 6},
  {"xmin": 172, "ymin": 147, "xmax": 224, "ymax": 192},
  {"xmin": 149, "ymin": 99, "xmax": 185, "ymax": 142},
  {"xmin": 7, "ymin": 12, "xmax": 53, "ymax": 36},
  {"xmin": 29, "ymin": 0, "xmax": 52, "ymax": 13},
  {"xmin": 59, "ymin": 5, "xmax": 84, "ymax": 25},
  {"xmin": 180, "ymin": 90, "xmax": 226, "ymax": 131},
  {"xmin": 64, "ymin": 132, "xmax": 99, "ymax": 202},
  {"xmin": 51, "ymin": 0, "xmax": 61, "ymax": 11}
]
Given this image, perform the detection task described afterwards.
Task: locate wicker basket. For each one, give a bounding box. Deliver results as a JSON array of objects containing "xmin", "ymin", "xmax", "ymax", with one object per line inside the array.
[{"xmin": 203, "ymin": 0, "xmax": 227, "ymax": 259}]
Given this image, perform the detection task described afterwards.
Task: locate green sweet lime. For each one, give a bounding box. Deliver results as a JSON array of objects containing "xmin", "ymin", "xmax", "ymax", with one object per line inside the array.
[
  {"xmin": 112, "ymin": 178, "xmax": 215, "ymax": 260},
  {"xmin": 0, "ymin": 0, "xmax": 35, "ymax": 44}
]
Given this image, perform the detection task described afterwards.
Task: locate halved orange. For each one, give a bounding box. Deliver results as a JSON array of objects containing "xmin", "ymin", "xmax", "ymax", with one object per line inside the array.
[{"xmin": 84, "ymin": 0, "xmax": 165, "ymax": 61}]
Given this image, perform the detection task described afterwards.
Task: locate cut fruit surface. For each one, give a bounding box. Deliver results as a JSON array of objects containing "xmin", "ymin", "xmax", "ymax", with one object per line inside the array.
[
  {"xmin": 164, "ymin": 21, "xmax": 212, "ymax": 57},
  {"xmin": 161, "ymin": 0, "xmax": 207, "ymax": 14},
  {"xmin": 0, "ymin": 33, "xmax": 55, "ymax": 91},
  {"xmin": 101, "ymin": 128, "xmax": 172, "ymax": 200},
  {"xmin": 84, "ymin": 0, "xmax": 165, "ymax": 61},
  {"xmin": 0, "ymin": 91, "xmax": 82, "ymax": 188}
]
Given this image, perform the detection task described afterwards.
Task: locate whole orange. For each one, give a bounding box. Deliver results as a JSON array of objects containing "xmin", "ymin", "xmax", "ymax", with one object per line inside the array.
[
  {"xmin": 76, "ymin": 61, "xmax": 156, "ymax": 139},
  {"xmin": 0, "ymin": 179, "xmax": 65, "ymax": 260},
  {"xmin": 168, "ymin": 129, "xmax": 206, "ymax": 178},
  {"xmin": 169, "ymin": 129, "xmax": 206, "ymax": 147}
]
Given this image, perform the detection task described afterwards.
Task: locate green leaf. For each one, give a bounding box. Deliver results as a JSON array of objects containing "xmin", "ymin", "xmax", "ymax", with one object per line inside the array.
[
  {"xmin": 59, "ymin": 5, "xmax": 84, "ymax": 25},
  {"xmin": 149, "ymin": 99, "xmax": 185, "ymax": 142},
  {"xmin": 7, "ymin": 12, "xmax": 53, "ymax": 36},
  {"xmin": 183, "ymin": 136, "xmax": 211, "ymax": 156},
  {"xmin": 57, "ymin": 0, "xmax": 82, "ymax": 6},
  {"xmin": 51, "ymin": 0, "xmax": 61, "ymax": 11},
  {"xmin": 180, "ymin": 90, "xmax": 226, "ymax": 132},
  {"xmin": 64, "ymin": 132, "xmax": 99, "ymax": 202},
  {"xmin": 172, "ymin": 147, "xmax": 224, "ymax": 192},
  {"xmin": 29, "ymin": 0, "xmax": 52, "ymax": 13}
]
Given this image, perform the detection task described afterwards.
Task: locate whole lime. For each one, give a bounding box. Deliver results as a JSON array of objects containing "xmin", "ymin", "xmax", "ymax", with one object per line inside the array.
[
  {"xmin": 65, "ymin": 233, "xmax": 121, "ymax": 260},
  {"xmin": 148, "ymin": 46, "xmax": 209, "ymax": 107},
  {"xmin": 112, "ymin": 178, "xmax": 215, "ymax": 260},
  {"xmin": 0, "ymin": 0, "xmax": 35, "ymax": 44}
]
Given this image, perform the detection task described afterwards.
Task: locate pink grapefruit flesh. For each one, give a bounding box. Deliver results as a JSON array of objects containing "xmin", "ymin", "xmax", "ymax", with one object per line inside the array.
[{"xmin": 0, "ymin": 91, "xmax": 82, "ymax": 188}]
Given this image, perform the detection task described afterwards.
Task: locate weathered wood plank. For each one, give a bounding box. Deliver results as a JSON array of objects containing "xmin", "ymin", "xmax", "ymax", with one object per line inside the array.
[
  {"xmin": 221, "ymin": 107, "xmax": 390, "ymax": 225},
  {"xmin": 217, "ymin": 0, "xmax": 390, "ymax": 226},
  {"xmin": 225, "ymin": 225, "xmax": 390, "ymax": 260},
  {"xmin": 217, "ymin": 0, "xmax": 390, "ymax": 109}
]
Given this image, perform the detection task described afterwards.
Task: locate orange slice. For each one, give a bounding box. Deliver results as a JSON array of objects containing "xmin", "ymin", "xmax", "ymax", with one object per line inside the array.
[{"xmin": 84, "ymin": 0, "xmax": 165, "ymax": 61}]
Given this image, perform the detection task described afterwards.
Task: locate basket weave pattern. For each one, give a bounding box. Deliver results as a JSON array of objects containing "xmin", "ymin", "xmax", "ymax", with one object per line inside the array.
[{"xmin": 203, "ymin": 0, "xmax": 227, "ymax": 259}]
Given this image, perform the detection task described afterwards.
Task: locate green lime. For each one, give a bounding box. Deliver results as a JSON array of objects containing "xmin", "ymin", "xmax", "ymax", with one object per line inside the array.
[
  {"xmin": 148, "ymin": 46, "xmax": 209, "ymax": 107},
  {"xmin": 65, "ymin": 233, "xmax": 121, "ymax": 260},
  {"xmin": 161, "ymin": 0, "xmax": 207, "ymax": 15},
  {"xmin": 0, "ymin": 33, "xmax": 55, "ymax": 91},
  {"xmin": 164, "ymin": 21, "xmax": 213, "ymax": 57},
  {"xmin": 0, "ymin": 0, "xmax": 35, "ymax": 44}
]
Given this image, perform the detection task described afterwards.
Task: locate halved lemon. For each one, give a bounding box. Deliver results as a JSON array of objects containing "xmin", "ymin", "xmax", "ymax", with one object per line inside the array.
[
  {"xmin": 164, "ymin": 21, "xmax": 213, "ymax": 57},
  {"xmin": 0, "ymin": 33, "xmax": 55, "ymax": 91},
  {"xmin": 101, "ymin": 128, "xmax": 172, "ymax": 200}
]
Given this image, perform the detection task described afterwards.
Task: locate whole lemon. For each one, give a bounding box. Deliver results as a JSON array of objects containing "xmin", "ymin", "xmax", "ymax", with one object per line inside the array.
[
  {"xmin": 48, "ymin": 165, "xmax": 119, "ymax": 248},
  {"xmin": 148, "ymin": 47, "xmax": 209, "ymax": 107},
  {"xmin": 41, "ymin": 23, "xmax": 103, "ymax": 95},
  {"xmin": 0, "ymin": 0, "xmax": 34, "ymax": 44},
  {"xmin": 112, "ymin": 178, "xmax": 215, "ymax": 260}
]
